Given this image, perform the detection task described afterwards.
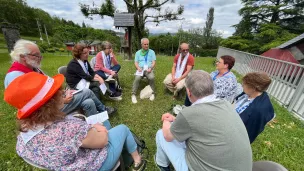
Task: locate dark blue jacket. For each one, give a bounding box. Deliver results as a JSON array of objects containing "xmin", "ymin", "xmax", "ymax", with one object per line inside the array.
[{"xmin": 235, "ymin": 92, "xmax": 274, "ymax": 143}]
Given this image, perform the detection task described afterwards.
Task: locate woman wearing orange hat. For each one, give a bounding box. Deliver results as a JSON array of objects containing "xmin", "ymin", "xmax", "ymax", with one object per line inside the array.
[{"xmin": 4, "ymin": 72, "xmax": 146, "ymax": 171}]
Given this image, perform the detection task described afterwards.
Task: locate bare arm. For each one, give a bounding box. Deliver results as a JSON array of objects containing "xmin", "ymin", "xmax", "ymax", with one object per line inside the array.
[
  {"xmin": 162, "ymin": 120, "xmax": 175, "ymax": 142},
  {"xmin": 135, "ymin": 61, "xmax": 142, "ymax": 71},
  {"xmin": 81, "ymin": 127, "xmax": 108, "ymax": 149},
  {"xmin": 93, "ymin": 74, "xmax": 104, "ymax": 84},
  {"xmin": 151, "ymin": 60, "xmax": 156, "ymax": 69},
  {"xmin": 161, "ymin": 113, "xmax": 176, "ymax": 142},
  {"xmin": 171, "ymin": 63, "xmax": 176, "ymax": 79}
]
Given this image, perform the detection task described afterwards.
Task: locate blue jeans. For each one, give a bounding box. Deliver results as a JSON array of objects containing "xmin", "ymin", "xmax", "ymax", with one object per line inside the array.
[
  {"xmin": 96, "ymin": 64, "xmax": 121, "ymax": 93},
  {"xmin": 184, "ymin": 94, "xmax": 192, "ymax": 107},
  {"xmin": 61, "ymin": 88, "xmax": 106, "ymax": 116},
  {"xmin": 99, "ymin": 124, "xmax": 137, "ymax": 171},
  {"xmin": 102, "ymin": 120, "xmax": 112, "ymax": 130},
  {"xmin": 155, "ymin": 130, "xmax": 188, "ymax": 171}
]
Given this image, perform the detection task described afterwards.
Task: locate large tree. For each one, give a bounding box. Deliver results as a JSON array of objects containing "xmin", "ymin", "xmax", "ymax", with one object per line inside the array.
[
  {"xmin": 235, "ymin": 0, "xmax": 304, "ymax": 34},
  {"xmin": 80, "ymin": 0, "xmax": 184, "ymax": 49},
  {"xmin": 203, "ymin": 7, "xmax": 214, "ymax": 48}
]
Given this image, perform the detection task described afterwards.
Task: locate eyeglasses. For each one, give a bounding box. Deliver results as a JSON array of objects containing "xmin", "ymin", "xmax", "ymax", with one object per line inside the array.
[
  {"xmin": 142, "ymin": 44, "xmax": 149, "ymax": 45},
  {"xmin": 27, "ymin": 54, "xmax": 43, "ymax": 59},
  {"xmin": 181, "ymin": 49, "xmax": 189, "ymax": 52},
  {"xmin": 216, "ymin": 60, "xmax": 223, "ymax": 64}
]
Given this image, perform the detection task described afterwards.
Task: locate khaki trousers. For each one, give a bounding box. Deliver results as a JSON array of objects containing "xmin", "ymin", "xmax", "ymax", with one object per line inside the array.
[{"xmin": 163, "ymin": 73, "xmax": 185, "ymax": 96}]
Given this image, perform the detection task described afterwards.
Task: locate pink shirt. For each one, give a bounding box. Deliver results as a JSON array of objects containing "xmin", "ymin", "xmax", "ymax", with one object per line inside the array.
[{"xmin": 94, "ymin": 51, "xmax": 119, "ymax": 74}]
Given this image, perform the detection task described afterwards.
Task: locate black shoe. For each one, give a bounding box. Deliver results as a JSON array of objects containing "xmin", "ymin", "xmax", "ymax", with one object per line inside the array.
[
  {"xmin": 116, "ymin": 85, "xmax": 122, "ymax": 92},
  {"xmin": 154, "ymin": 155, "xmax": 170, "ymax": 171},
  {"xmin": 105, "ymin": 106, "xmax": 117, "ymax": 116},
  {"xmin": 108, "ymin": 92, "xmax": 122, "ymax": 101},
  {"xmin": 115, "ymin": 91, "xmax": 122, "ymax": 96}
]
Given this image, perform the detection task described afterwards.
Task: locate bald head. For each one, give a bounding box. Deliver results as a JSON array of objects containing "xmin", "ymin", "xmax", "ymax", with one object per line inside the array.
[{"xmin": 180, "ymin": 43, "xmax": 189, "ymax": 56}]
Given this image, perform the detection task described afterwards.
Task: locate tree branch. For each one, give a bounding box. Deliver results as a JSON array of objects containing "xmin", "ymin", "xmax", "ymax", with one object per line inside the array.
[
  {"xmin": 140, "ymin": 0, "xmax": 170, "ymax": 11},
  {"xmin": 123, "ymin": 0, "xmax": 133, "ymax": 9}
]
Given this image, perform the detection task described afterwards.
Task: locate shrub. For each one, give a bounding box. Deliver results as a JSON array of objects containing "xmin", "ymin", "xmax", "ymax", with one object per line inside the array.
[
  {"xmin": 197, "ymin": 49, "xmax": 218, "ymax": 57},
  {"xmin": 59, "ymin": 48, "xmax": 65, "ymax": 52},
  {"xmin": 47, "ymin": 48, "xmax": 55, "ymax": 53}
]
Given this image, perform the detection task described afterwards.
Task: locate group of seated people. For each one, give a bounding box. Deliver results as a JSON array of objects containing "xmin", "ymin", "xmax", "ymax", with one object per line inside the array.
[{"xmin": 3, "ymin": 38, "xmax": 275, "ymax": 171}]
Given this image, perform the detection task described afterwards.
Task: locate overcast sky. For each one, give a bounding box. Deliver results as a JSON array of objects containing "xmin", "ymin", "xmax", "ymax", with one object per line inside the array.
[{"xmin": 27, "ymin": 0, "xmax": 243, "ymax": 38}]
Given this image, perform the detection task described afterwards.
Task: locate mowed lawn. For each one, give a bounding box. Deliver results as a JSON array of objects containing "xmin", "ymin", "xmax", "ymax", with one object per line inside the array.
[{"xmin": 0, "ymin": 52, "xmax": 304, "ymax": 171}]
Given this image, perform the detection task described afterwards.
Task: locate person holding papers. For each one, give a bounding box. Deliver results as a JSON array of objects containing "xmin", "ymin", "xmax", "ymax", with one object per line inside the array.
[
  {"xmin": 66, "ymin": 43, "xmax": 106, "ymax": 100},
  {"xmin": 94, "ymin": 41, "xmax": 122, "ymax": 101},
  {"xmin": 163, "ymin": 43, "xmax": 194, "ymax": 98},
  {"xmin": 4, "ymin": 39, "xmax": 115, "ymax": 116},
  {"xmin": 131, "ymin": 38, "xmax": 156, "ymax": 103},
  {"xmin": 4, "ymin": 72, "xmax": 146, "ymax": 171}
]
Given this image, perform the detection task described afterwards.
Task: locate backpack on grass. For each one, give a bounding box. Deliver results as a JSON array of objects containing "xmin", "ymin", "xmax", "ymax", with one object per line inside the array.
[{"xmin": 121, "ymin": 131, "xmax": 149, "ymax": 170}]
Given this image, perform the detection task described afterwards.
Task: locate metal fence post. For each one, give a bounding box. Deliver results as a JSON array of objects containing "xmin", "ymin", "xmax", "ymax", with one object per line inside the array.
[{"xmin": 287, "ymin": 76, "xmax": 304, "ymax": 112}]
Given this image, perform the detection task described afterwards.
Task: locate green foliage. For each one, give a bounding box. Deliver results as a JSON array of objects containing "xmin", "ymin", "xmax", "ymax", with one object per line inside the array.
[
  {"xmin": 59, "ymin": 48, "xmax": 65, "ymax": 52},
  {"xmin": 80, "ymin": 0, "xmax": 184, "ymax": 52},
  {"xmin": 236, "ymin": 0, "xmax": 304, "ymax": 34},
  {"xmin": 37, "ymin": 43, "xmax": 48, "ymax": 53},
  {"xmin": 149, "ymin": 28, "xmax": 222, "ymax": 56},
  {"xmin": 225, "ymin": 0, "xmax": 304, "ymax": 54},
  {"xmin": 196, "ymin": 49, "xmax": 218, "ymax": 57},
  {"xmin": 223, "ymin": 23, "xmax": 298, "ymax": 54},
  {"xmin": 46, "ymin": 48, "xmax": 55, "ymax": 53},
  {"xmin": 0, "ymin": 0, "xmax": 120, "ymax": 50}
]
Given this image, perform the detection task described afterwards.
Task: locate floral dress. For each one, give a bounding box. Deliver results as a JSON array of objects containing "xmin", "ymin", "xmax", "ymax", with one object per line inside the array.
[
  {"xmin": 210, "ymin": 70, "xmax": 240, "ymax": 102},
  {"xmin": 16, "ymin": 118, "xmax": 108, "ymax": 171}
]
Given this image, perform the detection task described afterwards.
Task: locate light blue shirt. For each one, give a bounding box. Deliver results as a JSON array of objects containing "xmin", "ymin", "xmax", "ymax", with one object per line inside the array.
[
  {"xmin": 4, "ymin": 71, "xmax": 25, "ymax": 88},
  {"xmin": 134, "ymin": 49, "xmax": 156, "ymax": 68}
]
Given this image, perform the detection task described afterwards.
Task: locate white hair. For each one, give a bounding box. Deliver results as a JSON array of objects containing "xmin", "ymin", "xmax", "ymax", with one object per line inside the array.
[
  {"xmin": 141, "ymin": 38, "xmax": 149, "ymax": 44},
  {"xmin": 10, "ymin": 39, "xmax": 37, "ymax": 62}
]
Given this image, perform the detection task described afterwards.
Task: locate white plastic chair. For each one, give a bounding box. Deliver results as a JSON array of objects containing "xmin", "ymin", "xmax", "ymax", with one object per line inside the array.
[
  {"xmin": 90, "ymin": 56, "xmax": 96, "ymax": 69},
  {"xmin": 57, "ymin": 66, "xmax": 67, "ymax": 77}
]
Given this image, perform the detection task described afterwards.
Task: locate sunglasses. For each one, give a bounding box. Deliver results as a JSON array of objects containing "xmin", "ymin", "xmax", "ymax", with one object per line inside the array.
[{"xmin": 181, "ymin": 49, "xmax": 189, "ymax": 52}]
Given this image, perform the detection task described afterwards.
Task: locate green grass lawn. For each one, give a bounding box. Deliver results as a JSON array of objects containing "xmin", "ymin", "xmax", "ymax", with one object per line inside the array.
[{"xmin": 0, "ymin": 53, "xmax": 304, "ymax": 170}]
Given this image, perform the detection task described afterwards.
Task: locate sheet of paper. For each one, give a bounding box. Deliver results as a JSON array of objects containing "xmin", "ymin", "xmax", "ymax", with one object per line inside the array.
[
  {"xmin": 99, "ymin": 83, "xmax": 107, "ymax": 95},
  {"xmin": 71, "ymin": 89, "xmax": 83, "ymax": 95},
  {"xmin": 135, "ymin": 70, "xmax": 144, "ymax": 76},
  {"xmin": 76, "ymin": 79, "xmax": 90, "ymax": 90},
  {"xmin": 86, "ymin": 111, "xmax": 109, "ymax": 125}
]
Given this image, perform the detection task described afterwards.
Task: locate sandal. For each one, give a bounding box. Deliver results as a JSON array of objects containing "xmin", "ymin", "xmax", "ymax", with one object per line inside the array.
[{"xmin": 133, "ymin": 159, "xmax": 147, "ymax": 171}]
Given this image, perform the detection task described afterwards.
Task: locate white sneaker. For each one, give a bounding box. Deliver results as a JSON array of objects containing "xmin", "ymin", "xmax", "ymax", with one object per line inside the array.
[
  {"xmin": 131, "ymin": 95, "xmax": 137, "ymax": 104},
  {"xmin": 149, "ymin": 94, "xmax": 155, "ymax": 101}
]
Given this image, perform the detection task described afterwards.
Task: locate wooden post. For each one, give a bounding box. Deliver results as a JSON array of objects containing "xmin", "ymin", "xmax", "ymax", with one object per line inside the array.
[
  {"xmin": 128, "ymin": 27, "xmax": 132, "ymax": 60},
  {"xmin": 1, "ymin": 24, "xmax": 20, "ymax": 53}
]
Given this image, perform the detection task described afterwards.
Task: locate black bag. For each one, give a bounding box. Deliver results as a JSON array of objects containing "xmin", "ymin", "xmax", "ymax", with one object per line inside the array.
[{"xmin": 121, "ymin": 131, "xmax": 149, "ymax": 169}]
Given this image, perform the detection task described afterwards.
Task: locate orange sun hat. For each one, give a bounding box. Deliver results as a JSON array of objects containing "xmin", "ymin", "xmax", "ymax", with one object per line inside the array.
[{"xmin": 4, "ymin": 72, "xmax": 64, "ymax": 119}]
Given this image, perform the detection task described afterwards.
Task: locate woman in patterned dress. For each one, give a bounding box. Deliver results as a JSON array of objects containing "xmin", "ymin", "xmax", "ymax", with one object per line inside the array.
[{"xmin": 4, "ymin": 72, "xmax": 146, "ymax": 171}]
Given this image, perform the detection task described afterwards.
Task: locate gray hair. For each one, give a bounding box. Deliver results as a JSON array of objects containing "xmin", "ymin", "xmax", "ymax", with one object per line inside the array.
[
  {"xmin": 141, "ymin": 38, "xmax": 149, "ymax": 44},
  {"xmin": 101, "ymin": 41, "xmax": 112, "ymax": 50},
  {"xmin": 185, "ymin": 70, "xmax": 214, "ymax": 98},
  {"xmin": 10, "ymin": 39, "xmax": 37, "ymax": 62}
]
